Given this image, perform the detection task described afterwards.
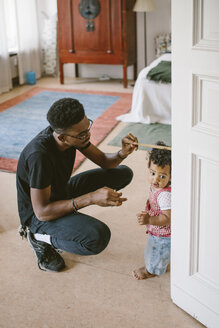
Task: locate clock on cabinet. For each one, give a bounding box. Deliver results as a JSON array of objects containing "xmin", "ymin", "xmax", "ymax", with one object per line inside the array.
[{"xmin": 57, "ymin": 0, "xmax": 137, "ymax": 88}]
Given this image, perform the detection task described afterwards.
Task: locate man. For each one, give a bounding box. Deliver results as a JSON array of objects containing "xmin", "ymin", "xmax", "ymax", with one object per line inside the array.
[{"xmin": 16, "ymin": 98, "xmax": 138, "ymax": 272}]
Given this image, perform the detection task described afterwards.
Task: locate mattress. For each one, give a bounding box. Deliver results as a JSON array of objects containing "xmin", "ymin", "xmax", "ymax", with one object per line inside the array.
[{"xmin": 117, "ymin": 53, "xmax": 171, "ymax": 124}]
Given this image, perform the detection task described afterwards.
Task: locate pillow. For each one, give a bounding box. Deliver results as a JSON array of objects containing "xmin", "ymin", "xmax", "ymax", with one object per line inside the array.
[{"xmin": 155, "ymin": 33, "xmax": 171, "ymax": 58}]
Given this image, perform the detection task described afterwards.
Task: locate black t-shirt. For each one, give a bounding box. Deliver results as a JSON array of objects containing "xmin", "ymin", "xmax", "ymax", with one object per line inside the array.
[{"xmin": 16, "ymin": 126, "xmax": 76, "ymax": 226}]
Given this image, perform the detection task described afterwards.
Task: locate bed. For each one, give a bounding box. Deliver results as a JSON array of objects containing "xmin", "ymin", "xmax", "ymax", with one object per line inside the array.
[{"xmin": 117, "ymin": 45, "xmax": 171, "ymax": 125}]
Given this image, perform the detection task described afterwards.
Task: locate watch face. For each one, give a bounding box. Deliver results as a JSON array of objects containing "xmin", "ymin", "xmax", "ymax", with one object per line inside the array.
[{"xmin": 79, "ymin": 0, "xmax": 101, "ymax": 20}]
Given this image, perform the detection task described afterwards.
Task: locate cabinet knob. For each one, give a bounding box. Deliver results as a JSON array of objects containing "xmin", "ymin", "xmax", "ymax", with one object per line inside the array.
[
  {"xmin": 68, "ymin": 49, "xmax": 75, "ymax": 53},
  {"xmin": 106, "ymin": 50, "xmax": 112, "ymax": 54}
]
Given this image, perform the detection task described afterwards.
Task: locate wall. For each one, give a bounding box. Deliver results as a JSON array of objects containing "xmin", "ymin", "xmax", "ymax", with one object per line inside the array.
[
  {"xmin": 146, "ymin": 0, "xmax": 171, "ymax": 65},
  {"xmin": 37, "ymin": 0, "xmax": 171, "ymax": 79}
]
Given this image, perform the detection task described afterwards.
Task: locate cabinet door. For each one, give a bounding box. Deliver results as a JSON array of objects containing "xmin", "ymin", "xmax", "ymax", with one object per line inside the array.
[
  {"xmin": 58, "ymin": 0, "xmax": 123, "ymax": 58},
  {"xmin": 72, "ymin": 0, "xmax": 122, "ymax": 55},
  {"xmin": 57, "ymin": 0, "xmax": 74, "ymax": 54}
]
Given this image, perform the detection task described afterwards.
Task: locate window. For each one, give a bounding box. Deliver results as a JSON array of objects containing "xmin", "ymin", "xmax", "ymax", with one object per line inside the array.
[{"xmin": 4, "ymin": 0, "xmax": 18, "ymax": 53}]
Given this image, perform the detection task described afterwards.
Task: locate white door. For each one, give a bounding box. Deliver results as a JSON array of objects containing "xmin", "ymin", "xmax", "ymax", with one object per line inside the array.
[{"xmin": 171, "ymin": 1, "xmax": 219, "ymax": 327}]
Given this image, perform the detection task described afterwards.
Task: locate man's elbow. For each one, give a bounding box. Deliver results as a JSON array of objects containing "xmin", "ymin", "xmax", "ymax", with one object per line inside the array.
[
  {"xmin": 34, "ymin": 208, "xmax": 50, "ymax": 222},
  {"xmin": 37, "ymin": 215, "xmax": 49, "ymax": 222},
  {"xmin": 35, "ymin": 213, "xmax": 49, "ymax": 221}
]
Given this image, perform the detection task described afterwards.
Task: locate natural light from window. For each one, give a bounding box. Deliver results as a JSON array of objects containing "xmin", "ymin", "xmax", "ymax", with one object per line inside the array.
[{"xmin": 4, "ymin": 0, "xmax": 18, "ymax": 53}]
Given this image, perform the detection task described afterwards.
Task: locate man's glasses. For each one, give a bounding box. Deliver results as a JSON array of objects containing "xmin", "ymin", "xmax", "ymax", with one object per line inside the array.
[{"xmin": 64, "ymin": 119, "xmax": 93, "ymax": 140}]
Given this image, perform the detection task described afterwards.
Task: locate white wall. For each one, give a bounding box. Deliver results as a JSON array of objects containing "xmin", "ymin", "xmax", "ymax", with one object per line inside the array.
[
  {"xmin": 37, "ymin": 0, "xmax": 171, "ymax": 79},
  {"xmin": 147, "ymin": 0, "xmax": 171, "ymax": 65}
]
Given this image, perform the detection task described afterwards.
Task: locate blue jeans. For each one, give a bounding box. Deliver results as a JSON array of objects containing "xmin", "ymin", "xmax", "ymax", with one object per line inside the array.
[
  {"xmin": 29, "ymin": 165, "xmax": 133, "ymax": 256},
  {"xmin": 145, "ymin": 234, "xmax": 171, "ymax": 275}
]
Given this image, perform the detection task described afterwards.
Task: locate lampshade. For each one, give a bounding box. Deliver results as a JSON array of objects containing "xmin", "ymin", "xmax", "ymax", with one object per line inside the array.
[{"xmin": 133, "ymin": 0, "xmax": 156, "ymax": 12}]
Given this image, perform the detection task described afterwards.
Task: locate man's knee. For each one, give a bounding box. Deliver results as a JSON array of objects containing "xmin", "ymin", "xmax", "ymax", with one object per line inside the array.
[
  {"xmin": 85, "ymin": 222, "xmax": 111, "ymax": 255},
  {"xmin": 121, "ymin": 165, "xmax": 133, "ymax": 183},
  {"xmin": 116, "ymin": 165, "xmax": 133, "ymax": 189}
]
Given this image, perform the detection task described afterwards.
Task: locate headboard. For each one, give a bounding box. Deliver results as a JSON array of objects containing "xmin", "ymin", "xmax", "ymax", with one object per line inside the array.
[{"xmin": 155, "ymin": 33, "xmax": 171, "ymax": 58}]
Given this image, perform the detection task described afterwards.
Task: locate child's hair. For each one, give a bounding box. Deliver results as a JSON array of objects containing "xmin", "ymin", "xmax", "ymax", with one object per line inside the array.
[{"xmin": 148, "ymin": 141, "xmax": 171, "ymax": 171}]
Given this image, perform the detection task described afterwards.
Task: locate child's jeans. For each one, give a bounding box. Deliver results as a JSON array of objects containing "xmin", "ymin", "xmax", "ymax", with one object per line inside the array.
[{"xmin": 145, "ymin": 234, "xmax": 171, "ymax": 275}]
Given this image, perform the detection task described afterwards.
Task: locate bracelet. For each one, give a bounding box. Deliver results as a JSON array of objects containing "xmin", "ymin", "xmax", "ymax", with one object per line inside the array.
[
  {"xmin": 72, "ymin": 199, "xmax": 78, "ymax": 213},
  {"xmin": 117, "ymin": 149, "xmax": 127, "ymax": 160}
]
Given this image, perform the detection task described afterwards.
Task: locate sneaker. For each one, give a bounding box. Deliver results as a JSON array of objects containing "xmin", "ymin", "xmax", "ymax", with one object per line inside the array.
[
  {"xmin": 27, "ymin": 231, "xmax": 65, "ymax": 272},
  {"xmin": 18, "ymin": 225, "xmax": 28, "ymax": 239}
]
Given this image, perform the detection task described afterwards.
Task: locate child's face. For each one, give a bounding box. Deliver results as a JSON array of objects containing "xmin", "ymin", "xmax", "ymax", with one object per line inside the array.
[{"xmin": 148, "ymin": 161, "xmax": 171, "ymax": 190}]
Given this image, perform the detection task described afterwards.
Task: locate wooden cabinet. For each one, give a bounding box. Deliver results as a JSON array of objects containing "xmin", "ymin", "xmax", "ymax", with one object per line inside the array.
[{"xmin": 57, "ymin": 0, "xmax": 137, "ymax": 88}]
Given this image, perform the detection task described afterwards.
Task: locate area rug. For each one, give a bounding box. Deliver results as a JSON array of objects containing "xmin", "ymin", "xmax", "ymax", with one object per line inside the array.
[
  {"xmin": 108, "ymin": 122, "xmax": 171, "ymax": 150},
  {"xmin": 0, "ymin": 87, "xmax": 132, "ymax": 173}
]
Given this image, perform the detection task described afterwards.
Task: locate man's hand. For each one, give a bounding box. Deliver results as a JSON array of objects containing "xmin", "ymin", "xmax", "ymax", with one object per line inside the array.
[
  {"xmin": 90, "ymin": 187, "xmax": 127, "ymax": 207},
  {"xmin": 120, "ymin": 133, "xmax": 138, "ymax": 158},
  {"xmin": 137, "ymin": 211, "xmax": 150, "ymax": 225}
]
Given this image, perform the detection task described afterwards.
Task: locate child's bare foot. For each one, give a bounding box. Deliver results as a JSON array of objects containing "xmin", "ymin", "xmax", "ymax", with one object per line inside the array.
[{"xmin": 132, "ymin": 267, "xmax": 155, "ymax": 280}]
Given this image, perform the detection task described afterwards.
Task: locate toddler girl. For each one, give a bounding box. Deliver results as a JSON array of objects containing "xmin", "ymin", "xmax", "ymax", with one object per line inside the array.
[{"xmin": 132, "ymin": 141, "xmax": 171, "ymax": 280}]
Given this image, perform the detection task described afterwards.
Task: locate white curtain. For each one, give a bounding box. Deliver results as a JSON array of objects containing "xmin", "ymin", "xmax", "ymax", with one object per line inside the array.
[
  {"xmin": 0, "ymin": 1, "xmax": 12, "ymax": 94},
  {"xmin": 15, "ymin": 0, "xmax": 41, "ymax": 84}
]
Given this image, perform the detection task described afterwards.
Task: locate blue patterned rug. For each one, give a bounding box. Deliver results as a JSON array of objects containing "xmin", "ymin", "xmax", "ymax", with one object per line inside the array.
[
  {"xmin": 0, "ymin": 90, "xmax": 119, "ymax": 159},
  {"xmin": 0, "ymin": 87, "xmax": 132, "ymax": 172}
]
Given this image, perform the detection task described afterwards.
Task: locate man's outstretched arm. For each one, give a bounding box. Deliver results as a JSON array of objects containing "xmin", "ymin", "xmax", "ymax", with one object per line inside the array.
[{"xmin": 31, "ymin": 185, "xmax": 127, "ymax": 222}]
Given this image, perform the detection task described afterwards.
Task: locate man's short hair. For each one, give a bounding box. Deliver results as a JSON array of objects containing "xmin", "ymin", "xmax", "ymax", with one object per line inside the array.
[{"xmin": 47, "ymin": 98, "xmax": 85, "ymax": 132}]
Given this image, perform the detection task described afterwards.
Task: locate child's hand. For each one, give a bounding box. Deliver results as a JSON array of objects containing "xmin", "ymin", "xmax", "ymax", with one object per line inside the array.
[{"xmin": 136, "ymin": 211, "xmax": 150, "ymax": 225}]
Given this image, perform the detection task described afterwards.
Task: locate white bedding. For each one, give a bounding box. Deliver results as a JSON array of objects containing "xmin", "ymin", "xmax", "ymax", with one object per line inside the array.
[{"xmin": 117, "ymin": 53, "xmax": 171, "ymax": 124}]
